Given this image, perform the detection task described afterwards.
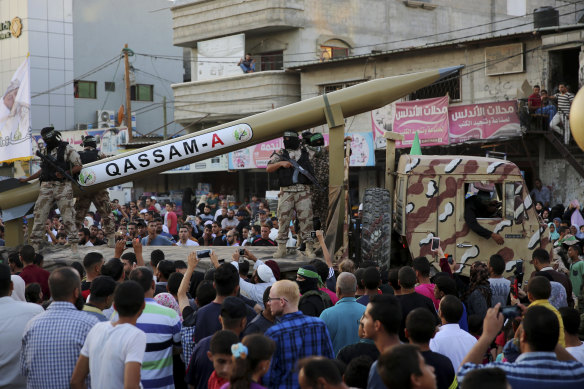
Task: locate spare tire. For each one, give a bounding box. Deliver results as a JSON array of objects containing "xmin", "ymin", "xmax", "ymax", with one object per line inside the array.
[{"xmin": 361, "ymin": 187, "xmax": 392, "ymax": 266}]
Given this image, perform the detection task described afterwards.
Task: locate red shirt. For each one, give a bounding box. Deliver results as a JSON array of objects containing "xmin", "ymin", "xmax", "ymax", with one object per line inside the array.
[
  {"xmin": 19, "ymin": 264, "xmax": 51, "ymax": 299},
  {"xmin": 166, "ymin": 211, "xmax": 177, "ymax": 235},
  {"xmin": 208, "ymin": 371, "xmax": 228, "ymax": 389},
  {"xmin": 528, "ymin": 93, "xmax": 542, "ymax": 110}
]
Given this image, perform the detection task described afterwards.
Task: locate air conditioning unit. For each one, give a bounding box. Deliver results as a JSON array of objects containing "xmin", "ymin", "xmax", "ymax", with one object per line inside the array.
[
  {"xmin": 75, "ymin": 123, "xmax": 88, "ymax": 130},
  {"xmin": 97, "ymin": 110, "xmax": 115, "ymax": 128}
]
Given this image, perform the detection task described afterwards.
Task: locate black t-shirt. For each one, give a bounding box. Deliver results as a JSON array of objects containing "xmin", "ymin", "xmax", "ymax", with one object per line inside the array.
[
  {"xmin": 211, "ymin": 235, "xmax": 227, "ymax": 246},
  {"xmin": 299, "ymin": 294, "xmax": 325, "ymax": 317},
  {"xmin": 396, "ymin": 292, "xmax": 439, "ymax": 341},
  {"xmin": 421, "ymin": 350, "xmax": 456, "ymax": 389},
  {"xmin": 81, "ymin": 280, "xmax": 91, "ymax": 291},
  {"xmin": 252, "ymin": 237, "xmax": 276, "ymax": 246},
  {"xmin": 193, "ymin": 300, "xmax": 257, "ymax": 343},
  {"xmin": 185, "ymin": 335, "xmax": 213, "ymax": 389}
]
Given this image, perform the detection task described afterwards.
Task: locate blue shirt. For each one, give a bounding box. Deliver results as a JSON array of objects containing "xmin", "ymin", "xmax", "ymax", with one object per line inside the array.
[
  {"xmin": 319, "ymin": 297, "xmax": 366, "ymax": 356},
  {"xmin": 458, "ymin": 351, "xmax": 584, "ymax": 389},
  {"xmin": 265, "ymin": 311, "xmax": 334, "ymax": 389},
  {"xmin": 20, "ymin": 301, "xmax": 99, "ymax": 389},
  {"xmin": 367, "ymin": 360, "xmax": 386, "ymax": 389},
  {"xmin": 141, "ymin": 235, "xmax": 173, "ymax": 246}
]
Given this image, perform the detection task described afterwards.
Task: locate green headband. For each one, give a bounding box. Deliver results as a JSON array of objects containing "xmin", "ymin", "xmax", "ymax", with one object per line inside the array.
[{"xmin": 297, "ymin": 267, "xmax": 323, "ymax": 286}]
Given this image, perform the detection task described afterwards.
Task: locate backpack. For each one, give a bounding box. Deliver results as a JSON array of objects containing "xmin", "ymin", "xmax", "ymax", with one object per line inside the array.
[{"xmin": 300, "ymin": 289, "xmax": 333, "ymax": 316}]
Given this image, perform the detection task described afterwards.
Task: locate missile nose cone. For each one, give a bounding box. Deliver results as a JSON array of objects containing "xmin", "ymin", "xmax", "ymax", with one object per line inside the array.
[{"xmin": 439, "ymin": 65, "xmax": 464, "ymax": 78}]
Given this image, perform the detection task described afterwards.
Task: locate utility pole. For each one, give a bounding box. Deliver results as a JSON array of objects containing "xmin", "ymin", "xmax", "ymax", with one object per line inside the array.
[
  {"xmin": 163, "ymin": 96, "xmax": 167, "ymax": 140},
  {"xmin": 123, "ymin": 43, "xmax": 133, "ymax": 143}
]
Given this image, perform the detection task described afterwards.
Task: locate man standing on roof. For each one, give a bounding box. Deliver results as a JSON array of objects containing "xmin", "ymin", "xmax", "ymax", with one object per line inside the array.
[
  {"xmin": 267, "ymin": 131, "xmax": 317, "ymax": 259},
  {"xmin": 74, "ymin": 135, "xmax": 116, "ymax": 247},
  {"xmin": 464, "ymin": 182, "xmax": 504, "ymax": 245},
  {"xmin": 19, "ymin": 126, "xmax": 82, "ymax": 250}
]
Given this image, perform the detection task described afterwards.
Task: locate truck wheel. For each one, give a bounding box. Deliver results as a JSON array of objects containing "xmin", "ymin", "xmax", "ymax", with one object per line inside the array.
[{"xmin": 361, "ymin": 187, "xmax": 391, "ymax": 265}]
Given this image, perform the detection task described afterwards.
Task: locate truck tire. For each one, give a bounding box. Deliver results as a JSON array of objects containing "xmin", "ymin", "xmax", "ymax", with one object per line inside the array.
[{"xmin": 361, "ymin": 187, "xmax": 391, "ymax": 265}]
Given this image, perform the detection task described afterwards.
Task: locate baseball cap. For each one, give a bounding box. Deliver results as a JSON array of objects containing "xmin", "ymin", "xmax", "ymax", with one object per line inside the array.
[
  {"xmin": 221, "ymin": 296, "xmax": 247, "ymax": 320},
  {"xmin": 89, "ymin": 276, "xmax": 117, "ymax": 299},
  {"xmin": 139, "ymin": 209, "xmax": 148, "ymax": 214}
]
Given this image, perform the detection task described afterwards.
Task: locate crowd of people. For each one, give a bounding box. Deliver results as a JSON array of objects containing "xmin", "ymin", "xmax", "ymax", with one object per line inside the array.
[{"xmin": 3, "ymin": 230, "xmax": 584, "ymax": 388}]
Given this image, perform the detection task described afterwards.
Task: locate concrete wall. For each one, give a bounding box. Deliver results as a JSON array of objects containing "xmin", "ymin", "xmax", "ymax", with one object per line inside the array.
[
  {"xmin": 540, "ymin": 158, "xmax": 584, "ymax": 206},
  {"xmin": 73, "ymin": 0, "xmax": 183, "ymax": 135}
]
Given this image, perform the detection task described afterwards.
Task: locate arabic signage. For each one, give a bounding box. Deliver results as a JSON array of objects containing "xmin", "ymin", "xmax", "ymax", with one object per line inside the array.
[
  {"xmin": 392, "ymin": 96, "xmax": 449, "ymax": 148},
  {"xmin": 0, "ymin": 17, "xmax": 22, "ymax": 40},
  {"xmin": 228, "ymin": 132, "xmax": 375, "ymax": 169},
  {"xmin": 78, "ymin": 123, "xmax": 253, "ymax": 189},
  {"xmin": 448, "ymin": 101, "xmax": 520, "ymax": 143}
]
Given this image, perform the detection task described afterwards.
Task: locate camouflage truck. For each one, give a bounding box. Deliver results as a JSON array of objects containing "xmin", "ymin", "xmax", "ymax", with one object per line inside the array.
[{"xmin": 362, "ymin": 154, "xmax": 546, "ymax": 280}]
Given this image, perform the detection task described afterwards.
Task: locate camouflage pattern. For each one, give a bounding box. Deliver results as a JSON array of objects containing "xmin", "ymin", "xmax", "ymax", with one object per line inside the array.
[
  {"xmin": 74, "ymin": 149, "xmax": 114, "ymax": 234},
  {"xmin": 30, "ymin": 181, "xmax": 78, "ymax": 245},
  {"xmin": 74, "ymin": 189, "xmax": 115, "ymax": 234},
  {"xmin": 395, "ymin": 155, "xmax": 547, "ymax": 280},
  {"xmin": 276, "ymin": 185, "xmax": 314, "ymax": 244},
  {"xmin": 269, "ymin": 147, "xmax": 316, "ymax": 244},
  {"xmin": 29, "ymin": 144, "xmax": 82, "ymax": 246},
  {"xmin": 310, "ymin": 147, "xmax": 329, "ymax": 228}
]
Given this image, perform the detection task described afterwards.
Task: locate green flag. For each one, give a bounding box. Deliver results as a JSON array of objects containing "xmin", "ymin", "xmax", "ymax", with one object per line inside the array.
[{"xmin": 410, "ymin": 132, "xmax": 422, "ymax": 155}]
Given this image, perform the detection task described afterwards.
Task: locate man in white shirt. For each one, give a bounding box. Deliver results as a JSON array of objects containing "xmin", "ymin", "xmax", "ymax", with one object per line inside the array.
[
  {"xmin": 0, "ymin": 264, "xmax": 44, "ymax": 389},
  {"xmin": 231, "ymin": 249, "xmax": 275, "ymax": 308},
  {"xmin": 560, "ymin": 307, "xmax": 584, "ymax": 363},
  {"xmin": 71, "ymin": 280, "xmax": 147, "ymax": 389},
  {"xmin": 269, "ymin": 217, "xmax": 279, "ymax": 241},
  {"xmin": 78, "ymin": 228, "xmax": 94, "ymax": 246},
  {"xmin": 176, "ymin": 226, "xmax": 199, "ymax": 247},
  {"xmin": 221, "ymin": 209, "xmax": 239, "ymax": 230},
  {"xmin": 430, "ymin": 295, "xmax": 477, "ymax": 371}
]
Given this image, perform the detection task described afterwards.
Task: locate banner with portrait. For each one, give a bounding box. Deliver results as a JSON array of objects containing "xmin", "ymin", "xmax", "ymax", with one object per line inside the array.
[{"xmin": 0, "ymin": 57, "xmax": 32, "ymax": 163}]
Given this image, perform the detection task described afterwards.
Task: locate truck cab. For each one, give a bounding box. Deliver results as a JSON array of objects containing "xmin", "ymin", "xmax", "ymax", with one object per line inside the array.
[{"xmin": 394, "ymin": 155, "xmax": 545, "ymax": 278}]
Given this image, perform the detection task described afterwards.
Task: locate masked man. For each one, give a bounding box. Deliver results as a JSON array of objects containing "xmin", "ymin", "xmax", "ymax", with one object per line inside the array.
[
  {"xmin": 20, "ymin": 126, "xmax": 82, "ymax": 249},
  {"xmin": 267, "ymin": 131, "xmax": 317, "ymax": 258},
  {"xmin": 74, "ymin": 135, "xmax": 115, "ymax": 246}
]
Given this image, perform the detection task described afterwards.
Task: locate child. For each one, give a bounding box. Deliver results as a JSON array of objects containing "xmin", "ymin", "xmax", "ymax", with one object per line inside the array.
[
  {"xmin": 207, "ymin": 330, "xmax": 240, "ymax": 389},
  {"xmin": 488, "ymin": 254, "xmax": 510, "ymax": 307},
  {"xmin": 223, "ymin": 334, "xmax": 276, "ymax": 389},
  {"xmin": 70, "ymin": 281, "xmax": 146, "ymax": 389}
]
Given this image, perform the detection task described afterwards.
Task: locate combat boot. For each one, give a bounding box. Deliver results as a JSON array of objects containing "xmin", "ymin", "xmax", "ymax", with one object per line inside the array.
[
  {"xmin": 304, "ymin": 242, "xmax": 317, "ymax": 259},
  {"xmin": 273, "ymin": 243, "xmax": 287, "ymax": 258}
]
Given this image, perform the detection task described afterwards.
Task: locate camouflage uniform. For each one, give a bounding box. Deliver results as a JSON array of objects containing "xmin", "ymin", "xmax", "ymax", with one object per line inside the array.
[
  {"xmin": 29, "ymin": 144, "xmax": 82, "ymax": 246},
  {"xmin": 269, "ymin": 148, "xmax": 316, "ymax": 244},
  {"xmin": 74, "ymin": 150, "xmax": 114, "ymax": 236},
  {"xmin": 309, "ymin": 146, "xmax": 329, "ymax": 229}
]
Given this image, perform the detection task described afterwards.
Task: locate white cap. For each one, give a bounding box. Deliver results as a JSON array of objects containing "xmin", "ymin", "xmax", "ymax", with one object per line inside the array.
[{"xmin": 257, "ymin": 264, "xmax": 275, "ymax": 283}]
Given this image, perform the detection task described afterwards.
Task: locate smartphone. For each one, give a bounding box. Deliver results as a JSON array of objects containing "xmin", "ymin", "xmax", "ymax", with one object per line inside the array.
[
  {"xmin": 310, "ymin": 231, "xmax": 317, "ymax": 239},
  {"xmin": 447, "ymin": 255, "xmax": 454, "ymax": 265},
  {"xmin": 239, "ymin": 248, "xmax": 246, "ymax": 256},
  {"xmin": 125, "ymin": 240, "xmax": 133, "ymax": 248},
  {"xmin": 218, "ymin": 259, "xmax": 225, "ymax": 264},
  {"xmin": 431, "ymin": 237, "xmax": 440, "ymax": 251},
  {"xmin": 196, "ymin": 249, "xmax": 211, "ymax": 258},
  {"xmin": 501, "ymin": 306, "xmax": 521, "ymax": 321}
]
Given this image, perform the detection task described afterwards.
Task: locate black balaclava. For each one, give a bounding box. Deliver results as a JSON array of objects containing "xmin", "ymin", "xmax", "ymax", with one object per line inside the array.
[
  {"xmin": 41, "ymin": 126, "xmax": 61, "ymax": 150},
  {"xmin": 81, "ymin": 135, "xmax": 97, "ymax": 149},
  {"xmin": 283, "ymin": 131, "xmax": 300, "ymax": 150}
]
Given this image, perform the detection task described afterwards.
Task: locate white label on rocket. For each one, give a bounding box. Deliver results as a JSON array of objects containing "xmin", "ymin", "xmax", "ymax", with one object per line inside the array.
[{"xmin": 78, "ymin": 124, "xmax": 253, "ymax": 187}]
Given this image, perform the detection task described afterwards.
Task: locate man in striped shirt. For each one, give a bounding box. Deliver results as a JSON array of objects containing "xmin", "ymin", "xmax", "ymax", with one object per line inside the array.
[
  {"xmin": 129, "ymin": 267, "xmax": 182, "ymax": 389},
  {"xmin": 458, "ymin": 304, "xmax": 584, "ymax": 389},
  {"xmin": 551, "ymin": 82, "xmax": 575, "ymax": 144}
]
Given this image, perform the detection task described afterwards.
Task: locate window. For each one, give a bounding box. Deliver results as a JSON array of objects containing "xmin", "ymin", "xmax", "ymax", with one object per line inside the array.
[
  {"xmin": 74, "ymin": 81, "xmax": 96, "ymax": 99},
  {"xmin": 130, "ymin": 84, "xmax": 153, "ymax": 102},
  {"xmin": 320, "ymin": 46, "xmax": 349, "ymax": 61},
  {"xmin": 105, "ymin": 82, "xmax": 115, "ymax": 92},
  {"xmin": 319, "ymin": 80, "xmax": 364, "ymax": 95},
  {"xmin": 259, "ymin": 51, "xmax": 283, "ymax": 71},
  {"xmin": 464, "ymin": 182, "xmax": 503, "ymax": 219},
  {"xmin": 409, "ymin": 69, "xmax": 461, "ymax": 101}
]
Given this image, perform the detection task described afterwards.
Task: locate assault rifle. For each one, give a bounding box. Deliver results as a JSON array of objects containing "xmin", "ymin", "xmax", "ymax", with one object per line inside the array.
[
  {"xmin": 273, "ymin": 151, "xmax": 325, "ymax": 191},
  {"xmin": 36, "ymin": 150, "xmax": 84, "ymax": 191}
]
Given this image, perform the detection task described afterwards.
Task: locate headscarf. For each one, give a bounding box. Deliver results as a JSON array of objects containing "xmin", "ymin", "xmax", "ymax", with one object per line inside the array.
[
  {"xmin": 154, "ymin": 293, "xmax": 181, "ymax": 319},
  {"xmin": 549, "ymin": 222, "xmax": 560, "ymax": 241},
  {"xmin": 264, "ymin": 260, "xmax": 281, "ymax": 281},
  {"xmin": 11, "ymin": 275, "xmax": 26, "ymax": 301}
]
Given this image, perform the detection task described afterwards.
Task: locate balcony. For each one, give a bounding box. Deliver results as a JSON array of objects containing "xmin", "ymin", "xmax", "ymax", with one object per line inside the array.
[
  {"xmin": 172, "ymin": 70, "xmax": 300, "ymax": 125},
  {"xmin": 172, "ymin": 0, "xmax": 305, "ymax": 47}
]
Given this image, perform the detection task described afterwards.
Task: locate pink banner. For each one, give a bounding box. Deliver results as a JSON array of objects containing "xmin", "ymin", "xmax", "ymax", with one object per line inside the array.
[
  {"xmin": 393, "ymin": 96, "xmax": 449, "ymax": 148},
  {"xmin": 448, "ymin": 101, "xmax": 520, "ymax": 143}
]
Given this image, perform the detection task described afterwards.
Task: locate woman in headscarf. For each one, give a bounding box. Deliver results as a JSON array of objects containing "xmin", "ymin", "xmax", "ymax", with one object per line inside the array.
[
  {"xmin": 549, "ymin": 222, "xmax": 560, "ymax": 242},
  {"xmin": 464, "ymin": 261, "xmax": 492, "ymax": 319}
]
